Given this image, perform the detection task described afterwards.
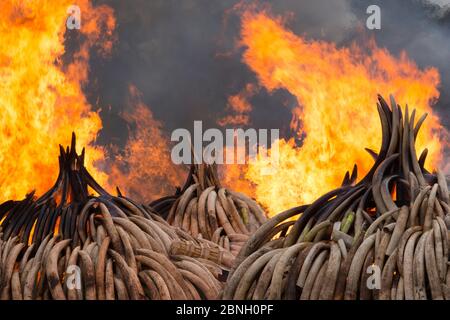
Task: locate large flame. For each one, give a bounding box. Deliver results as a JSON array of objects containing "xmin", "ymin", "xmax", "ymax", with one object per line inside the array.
[
  {"xmin": 232, "ymin": 10, "xmax": 445, "ymax": 216},
  {"xmin": 0, "ymin": 1, "xmax": 115, "ymax": 202},
  {"xmin": 107, "ymin": 85, "xmax": 185, "ymax": 202}
]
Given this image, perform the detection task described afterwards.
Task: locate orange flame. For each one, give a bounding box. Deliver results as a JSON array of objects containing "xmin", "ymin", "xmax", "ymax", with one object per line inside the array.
[
  {"xmin": 218, "ymin": 83, "xmax": 258, "ymax": 126},
  {"xmin": 230, "ymin": 9, "xmax": 445, "ymax": 216},
  {"xmin": 107, "ymin": 85, "xmax": 185, "ymax": 202},
  {"xmin": 0, "ymin": 1, "xmax": 115, "ymax": 202}
]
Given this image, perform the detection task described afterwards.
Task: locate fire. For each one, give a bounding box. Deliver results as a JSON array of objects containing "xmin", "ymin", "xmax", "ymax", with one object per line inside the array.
[
  {"xmin": 232, "ymin": 9, "xmax": 445, "ymax": 216},
  {"xmin": 217, "ymin": 83, "xmax": 258, "ymax": 126},
  {"xmin": 0, "ymin": 1, "xmax": 115, "ymax": 202},
  {"xmin": 107, "ymin": 85, "xmax": 185, "ymax": 202}
]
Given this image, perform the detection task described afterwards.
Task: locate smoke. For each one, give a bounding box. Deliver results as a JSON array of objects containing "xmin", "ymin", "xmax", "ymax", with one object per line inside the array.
[
  {"xmin": 421, "ymin": 0, "xmax": 450, "ymax": 17},
  {"xmin": 425, "ymin": 0, "xmax": 450, "ymax": 4}
]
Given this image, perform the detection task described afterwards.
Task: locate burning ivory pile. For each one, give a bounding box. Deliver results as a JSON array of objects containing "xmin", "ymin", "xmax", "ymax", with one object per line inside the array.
[
  {"xmin": 0, "ymin": 134, "xmax": 230, "ymax": 300},
  {"xmin": 223, "ymin": 95, "xmax": 450, "ymax": 300},
  {"xmin": 155, "ymin": 163, "xmax": 267, "ymax": 258}
]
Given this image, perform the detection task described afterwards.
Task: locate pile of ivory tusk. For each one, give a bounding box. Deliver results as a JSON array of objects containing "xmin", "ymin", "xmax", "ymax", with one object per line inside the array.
[
  {"xmin": 162, "ymin": 163, "xmax": 267, "ymax": 257},
  {"xmin": 0, "ymin": 134, "xmax": 228, "ymax": 300},
  {"xmin": 222, "ymin": 95, "xmax": 450, "ymax": 300}
]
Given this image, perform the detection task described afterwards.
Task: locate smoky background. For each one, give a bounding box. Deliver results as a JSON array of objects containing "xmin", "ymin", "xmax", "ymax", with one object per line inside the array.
[{"xmin": 74, "ymin": 0, "xmax": 449, "ymax": 188}]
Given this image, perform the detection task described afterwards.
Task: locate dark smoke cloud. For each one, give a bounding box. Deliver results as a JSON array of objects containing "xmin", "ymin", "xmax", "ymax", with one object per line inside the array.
[
  {"xmin": 87, "ymin": 0, "xmax": 449, "ymax": 156},
  {"xmin": 421, "ymin": 0, "xmax": 450, "ymax": 17}
]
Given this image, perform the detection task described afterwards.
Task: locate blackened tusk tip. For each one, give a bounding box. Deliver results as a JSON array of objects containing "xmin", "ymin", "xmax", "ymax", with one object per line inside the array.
[{"xmin": 70, "ymin": 132, "xmax": 76, "ymax": 153}]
